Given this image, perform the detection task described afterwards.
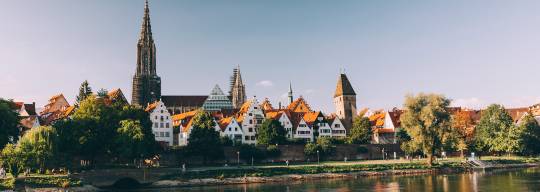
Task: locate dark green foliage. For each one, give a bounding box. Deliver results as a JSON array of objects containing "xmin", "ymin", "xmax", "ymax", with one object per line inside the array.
[
  {"xmin": 236, "ymin": 144, "xmax": 265, "ymax": 162},
  {"xmin": 348, "ymin": 116, "xmax": 371, "ymax": 144},
  {"xmin": 0, "ymin": 99, "xmax": 20, "ymax": 148},
  {"xmin": 518, "ymin": 113, "xmax": 540, "ymax": 155},
  {"xmin": 304, "ymin": 137, "xmax": 335, "ymax": 160},
  {"xmin": 53, "ymin": 96, "xmax": 158, "ymax": 166},
  {"xmin": 75, "ymin": 80, "xmax": 93, "ymax": 105},
  {"xmin": 186, "ymin": 111, "xmax": 224, "ymax": 164},
  {"xmin": 220, "ymin": 137, "xmax": 233, "ymax": 147},
  {"xmin": 257, "ymin": 119, "xmax": 287, "ymax": 145}
]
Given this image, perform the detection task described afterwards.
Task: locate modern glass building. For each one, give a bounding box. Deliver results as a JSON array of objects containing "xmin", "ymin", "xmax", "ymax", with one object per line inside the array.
[{"xmin": 202, "ymin": 85, "xmax": 234, "ymax": 111}]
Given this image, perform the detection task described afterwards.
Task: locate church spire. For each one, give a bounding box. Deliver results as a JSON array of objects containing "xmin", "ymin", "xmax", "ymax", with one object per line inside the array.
[
  {"xmin": 132, "ymin": 0, "xmax": 161, "ymax": 107},
  {"xmin": 288, "ymin": 81, "xmax": 294, "ymax": 104},
  {"xmin": 230, "ymin": 65, "xmax": 246, "ymax": 109}
]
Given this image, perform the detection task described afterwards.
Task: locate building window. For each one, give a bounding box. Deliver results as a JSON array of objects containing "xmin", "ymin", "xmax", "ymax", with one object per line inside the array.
[
  {"xmin": 249, "ymin": 120, "xmax": 253, "ymax": 124},
  {"xmin": 166, "ymin": 123, "xmax": 169, "ymax": 128},
  {"xmin": 165, "ymin": 132, "xmax": 170, "ymax": 137},
  {"xmin": 155, "ymin": 116, "xmax": 157, "ymax": 119},
  {"xmin": 245, "ymin": 136, "xmax": 249, "ymax": 140},
  {"xmin": 249, "ymin": 128, "xmax": 253, "ymax": 132},
  {"xmin": 249, "ymin": 113, "xmax": 252, "ymax": 116},
  {"xmin": 335, "ymin": 124, "xmax": 340, "ymax": 128},
  {"xmin": 160, "ymin": 132, "xmax": 164, "ymax": 137},
  {"xmin": 235, "ymin": 127, "xmax": 238, "ymax": 131},
  {"xmin": 251, "ymin": 136, "xmax": 256, "ymax": 140},
  {"xmin": 154, "ymin": 122, "xmax": 158, "ymax": 128},
  {"xmin": 160, "ymin": 123, "xmax": 164, "ymax": 128},
  {"xmin": 229, "ymin": 127, "xmax": 231, "ymax": 131}
]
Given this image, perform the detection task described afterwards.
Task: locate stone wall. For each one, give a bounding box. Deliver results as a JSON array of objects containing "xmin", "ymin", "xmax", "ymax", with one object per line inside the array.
[{"xmin": 163, "ymin": 144, "xmax": 403, "ymax": 166}]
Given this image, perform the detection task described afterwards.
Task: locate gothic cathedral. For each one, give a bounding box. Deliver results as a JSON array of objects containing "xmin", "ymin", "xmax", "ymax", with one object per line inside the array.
[{"xmin": 132, "ymin": 0, "xmax": 161, "ymax": 107}]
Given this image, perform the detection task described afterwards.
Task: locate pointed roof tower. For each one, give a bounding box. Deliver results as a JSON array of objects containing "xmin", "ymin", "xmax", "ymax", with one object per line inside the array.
[
  {"xmin": 288, "ymin": 81, "xmax": 294, "ymax": 104},
  {"xmin": 230, "ymin": 65, "xmax": 247, "ymax": 109},
  {"xmin": 139, "ymin": 0, "xmax": 153, "ymax": 43},
  {"xmin": 334, "ymin": 73, "xmax": 356, "ymax": 98}
]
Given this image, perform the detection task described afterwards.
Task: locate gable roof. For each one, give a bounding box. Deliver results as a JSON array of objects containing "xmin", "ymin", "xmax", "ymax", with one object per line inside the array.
[
  {"xmin": 260, "ymin": 98, "xmax": 274, "ymax": 111},
  {"xmin": 303, "ymin": 111, "xmax": 322, "ymax": 127},
  {"xmin": 287, "ymin": 97, "xmax": 312, "ymax": 112},
  {"xmin": 334, "ymin": 73, "xmax": 356, "ymax": 97}
]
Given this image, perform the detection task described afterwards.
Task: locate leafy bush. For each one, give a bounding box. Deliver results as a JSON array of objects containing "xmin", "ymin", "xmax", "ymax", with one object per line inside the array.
[{"xmin": 237, "ymin": 144, "xmax": 266, "ymax": 162}]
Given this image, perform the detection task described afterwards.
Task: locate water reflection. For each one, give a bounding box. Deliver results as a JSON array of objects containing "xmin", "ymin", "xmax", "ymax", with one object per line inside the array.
[{"xmin": 138, "ymin": 167, "xmax": 540, "ymax": 192}]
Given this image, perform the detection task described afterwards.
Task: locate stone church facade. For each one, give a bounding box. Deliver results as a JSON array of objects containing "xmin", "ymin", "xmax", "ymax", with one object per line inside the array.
[{"xmin": 131, "ymin": 0, "xmax": 161, "ymax": 107}]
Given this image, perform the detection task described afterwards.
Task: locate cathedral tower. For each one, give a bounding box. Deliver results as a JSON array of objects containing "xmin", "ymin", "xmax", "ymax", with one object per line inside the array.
[
  {"xmin": 333, "ymin": 73, "xmax": 357, "ymax": 131},
  {"xmin": 229, "ymin": 66, "xmax": 246, "ymax": 109},
  {"xmin": 132, "ymin": 0, "xmax": 161, "ymax": 107}
]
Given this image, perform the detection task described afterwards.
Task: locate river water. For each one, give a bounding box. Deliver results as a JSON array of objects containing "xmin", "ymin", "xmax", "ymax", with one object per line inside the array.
[{"xmin": 139, "ymin": 167, "xmax": 540, "ymax": 192}]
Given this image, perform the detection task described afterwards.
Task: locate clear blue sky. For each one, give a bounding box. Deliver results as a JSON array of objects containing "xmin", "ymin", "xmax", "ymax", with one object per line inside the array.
[{"xmin": 3, "ymin": 0, "xmax": 540, "ymax": 112}]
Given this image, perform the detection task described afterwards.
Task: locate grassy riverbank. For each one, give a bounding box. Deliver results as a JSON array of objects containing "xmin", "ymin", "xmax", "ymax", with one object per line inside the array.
[
  {"xmin": 162, "ymin": 156, "xmax": 540, "ymax": 181},
  {"xmin": 0, "ymin": 156, "xmax": 538, "ymax": 190},
  {"xmin": 0, "ymin": 174, "xmax": 82, "ymax": 190}
]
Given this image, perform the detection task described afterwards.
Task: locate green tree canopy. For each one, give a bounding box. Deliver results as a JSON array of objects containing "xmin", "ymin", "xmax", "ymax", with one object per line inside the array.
[
  {"xmin": 257, "ymin": 119, "xmax": 287, "ymax": 145},
  {"xmin": 518, "ymin": 113, "xmax": 540, "ymax": 155},
  {"xmin": 18, "ymin": 126, "xmax": 57, "ymax": 173},
  {"xmin": 0, "ymin": 144, "xmax": 24, "ymax": 178},
  {"xmin": 0, "ymin": 99, "xmax": 20, "ymax": 148},
  {"xmin": 186, "ymin": 110, "xmax": 223, "ymax": 164},
  {"xmin": 475, "ymin": 104, "xmax": 520, "ymax": 154},
  {"xmin": 400, "ymin": 93, "xmax": 452, "ymax": 166},
  {"xmin": 116, "ymin": 120, "xmax": 156, "ymax": 161},
  {"xmin": 75, "ymin": 80, "xmax": 93, "ymax": 106},
  {"xmin": 347, "ymin": 116, "xmax": 371, "ymax": 144}
]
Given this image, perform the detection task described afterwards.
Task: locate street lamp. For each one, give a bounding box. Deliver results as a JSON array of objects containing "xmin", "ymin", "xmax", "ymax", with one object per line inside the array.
[
  {"xmin": 237, "ymin": 151, "xmax": 240, "ymax": 167},
  {"xmin": 317, "ymin": 150, "xmax": 320, "ymax": 165}
]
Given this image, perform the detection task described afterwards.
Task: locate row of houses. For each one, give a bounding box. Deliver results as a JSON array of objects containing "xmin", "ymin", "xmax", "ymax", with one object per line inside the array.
[
  {"xmin": 145, "ymin": 95, "xmax": 349, "ymax": 147},
  {"xmin": 364, "ymin": 106, "xmax": 534, "ymax": 144}
]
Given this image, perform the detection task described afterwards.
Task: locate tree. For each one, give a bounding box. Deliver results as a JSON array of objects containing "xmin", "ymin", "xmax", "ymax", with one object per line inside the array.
[
  {"xmin": 347, "ymin": 116, "xmax": 372, "ymax": 144},
  {"xmin": 186, "ymin": 110, "xmax": 223, "ymax": 164},
  {"xmin": 475, "ymin": 104, "xmax": 520, "ymax": 155},
  {"xmin": 1, "ymin": 144, "xmax": 24, "ymax": 178},
  {"xmin": 450, "ymin": 111, "xmax": 475, "ymax": 157},
  {"xmin": 97, "ymin": 88, "xmax": 109, "ymax": 98},
  {"xmin": 17, "ymin": 126, "xmax": 57, "ymax": 173},
  {"xmin": 75, "ymin": 80, "xmax": 93, "ymax": 105},
  {"xmin": 518, "ymin": 113, "xmax": 540, "ymax": 155},
  {"xmin": 304, "ymin": 137, "xmax": 335, "ymax": 160},
  {"xmin": 257, "ymin": 119, "xmax": 287, "ymax": 145},
  {"xmin": 237, "ymin": 144, "xmax": 265, "ymax": 163},
  {"xmin": 116, "ymin": 120, "xmax": 154, "ymax": 161},
  {"xmin": 400, "ymin": 93, "xmax": 452, "ymax": 166},
  {"xmin": 0, "ymin": 99, "xmax": 20, "ymax": 149}
]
